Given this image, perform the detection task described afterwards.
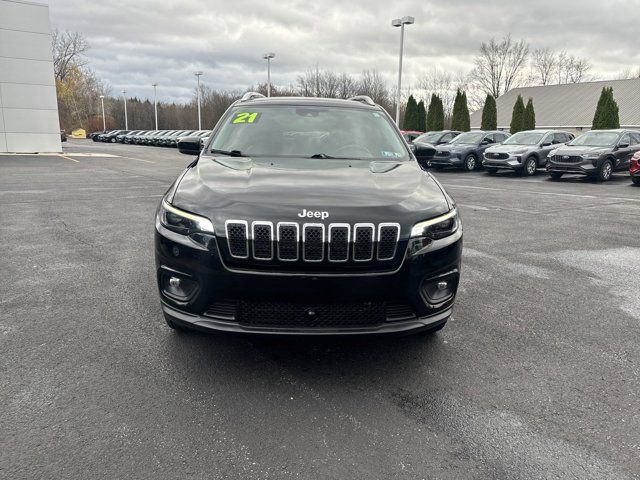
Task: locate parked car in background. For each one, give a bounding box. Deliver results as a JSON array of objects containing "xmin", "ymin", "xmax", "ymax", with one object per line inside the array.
[
  {"xmin": 170, "ymin": 130, "xmax": 204, "ymax": 147},
  {"xmin": 546, "ymin": 129, "xmax": 640, "ymax": 181},
  {"xmin": 60, "ymin": 130, "xmax": 67, "ymax": 142},
  {"xmin": 483, "ymin": 130, "xmax": 574, "ymax": 176},
  {"xmin": 101, "ymin": 130, "xmax": 128, "ymax": 143},
  {"xmin": 414, "ymin": 130, "xmax": 460, "ymax": 146},
  {"xmin": 401, "ymin": 130, "xmax": 424, "ymax": 143},
  {"xmin": 629, "ymin": 151, "xmax": 640, "ymax": 185},
  {"xmin": 430, "ymin": 131, "xmax": 510, "ymax": 171},
  {"xmin": 117, "ymin": 130, "xmax": 141, "ymax": 143}
]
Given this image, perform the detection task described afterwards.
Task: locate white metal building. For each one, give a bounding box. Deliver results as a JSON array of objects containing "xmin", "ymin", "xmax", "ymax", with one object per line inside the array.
[
  {"xmin": 470, "ymin": 78, "xmax": 640, "ymax": 133},
  {"xmin": 0, "ymin": 0, "xmax": 61, "ymax": 153}
]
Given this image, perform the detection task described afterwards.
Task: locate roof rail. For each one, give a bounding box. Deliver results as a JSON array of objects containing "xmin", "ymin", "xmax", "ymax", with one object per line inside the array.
[
  {"xmin": 239, "ymin": 92, "xmax": 266, "ymax": 102},
  {"xmin": 348, "ymin": 95, "xmax": 375, "ymax": 106}
]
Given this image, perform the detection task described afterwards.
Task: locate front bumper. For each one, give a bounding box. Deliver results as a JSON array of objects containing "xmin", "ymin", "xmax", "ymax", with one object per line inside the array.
[
  {"xmin": 155, "ymin": 223, "xmax": 462, "ymax": 335},
  {"xmin": 546, "ymin": 159, "xmax": 597, "ymax": 175},
  {"xmin": 430, "ymin": 155, "xmax": 462, "ymax": 167},
  {"xmin": 483, "ymin": 154, "xmax": 523, "ymax": 170}
]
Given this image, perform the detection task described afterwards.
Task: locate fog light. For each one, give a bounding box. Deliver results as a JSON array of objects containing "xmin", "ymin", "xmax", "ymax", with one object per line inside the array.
[
  {"xmin": 162, "ymin": 273, "xmax": 197, "ymax": 300},
  {"xmin": 421, "ymin": 274, "xmax": 458, "ymax": 306}
]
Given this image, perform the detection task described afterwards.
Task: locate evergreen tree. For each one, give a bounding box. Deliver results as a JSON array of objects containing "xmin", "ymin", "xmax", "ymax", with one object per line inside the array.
[
  {"xmin": 592, "ymin": 87, "xmax": 620, "ymax": 130},
  {"xmin": 416, "ymin": 100, "xmax": 426, "ymax": 132},
  {"xmin": 433, "ymin": 96, "xmax": 445, "ymax": 131},
  {"xmin": 481, "ymin": 94, "xmax": 497, "ymax": 130},
  {"xmin": 426, "ymin": 94, "xmax": 438, "ymax": 131},
  {"xmin": 592, "ymin": 87, "xmax": 607, "ymax": 129},
  {"xmin": 450, "ymin": 90, "xmax": 463, "ymax": 131},
  {"xmin": 403, "ymin": 95, "xmax": 419, "ymax": 130},
  {"xmin": 460, "ymin": 91, "xmax": 471, "ymax": 131},
  {"xmin": 510, "ymin": 94, "xmax": 525, "ymax": 134},
  {"xmin": 523, "ymin": 98, "xmax": 536, "ymax": 130}
]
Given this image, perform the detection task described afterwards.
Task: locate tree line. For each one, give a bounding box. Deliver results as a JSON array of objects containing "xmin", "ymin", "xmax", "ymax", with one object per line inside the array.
[{"xmin": 53, "ymin": 29, "xmax": 634, "ymax": 133}]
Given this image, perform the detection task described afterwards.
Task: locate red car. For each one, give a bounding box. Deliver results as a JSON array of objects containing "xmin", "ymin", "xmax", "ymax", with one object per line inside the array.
[
  {"xmin": 401, "ymin": 130, "xmax": 424, "ymax": 143},
  {"xmin": 631, "ymin": 151, "xmax": 640, "ymax": 185}
]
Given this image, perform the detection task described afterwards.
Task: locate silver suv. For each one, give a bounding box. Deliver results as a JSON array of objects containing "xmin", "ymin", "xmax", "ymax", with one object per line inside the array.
[{"xmin": 483, "ymin": 130, "xmax": 574, "ymax": 176}]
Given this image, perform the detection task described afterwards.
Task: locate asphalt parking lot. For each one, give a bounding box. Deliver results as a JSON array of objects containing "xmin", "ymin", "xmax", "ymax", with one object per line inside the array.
[{"xmin": 1, "ymin": 139, "xmax": 639, "ymax": 479}]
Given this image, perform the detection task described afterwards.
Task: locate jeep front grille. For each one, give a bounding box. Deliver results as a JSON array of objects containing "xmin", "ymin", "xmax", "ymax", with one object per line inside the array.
[{"xmin": 224, "ymin": 220, "xmax": 401, "ymax": 263}]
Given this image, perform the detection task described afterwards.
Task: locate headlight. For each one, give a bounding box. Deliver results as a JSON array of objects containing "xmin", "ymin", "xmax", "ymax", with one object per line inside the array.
[
  {"xmin": 582, "ymin": 153, "xmax": 600, "ymax": 159},
  {"xmin": 411, "ymin": 209, "xmax": 459, "ymax": 239},
  {"xmin": 510, "ymin": 149, "xmax": 528, "ymax": 155},
  {"xmin": 158, "ymin": 198, "xmax": 214, "ymax": 235}
]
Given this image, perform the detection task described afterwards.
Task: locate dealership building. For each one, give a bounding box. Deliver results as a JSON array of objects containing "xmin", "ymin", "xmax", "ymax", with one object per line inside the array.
[
  {"xmin": 0, "ymin": 0, "xmax": 61, "ymax": 153},
  {"xmin": 470, "ymin": 78, "xmax": 640, "ymax": 133}
]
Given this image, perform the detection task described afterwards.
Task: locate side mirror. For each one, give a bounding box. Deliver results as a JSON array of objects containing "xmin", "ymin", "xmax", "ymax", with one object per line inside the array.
[
  {"xmin": 618, "ymin": 143, "xmax": 630, "ymax": 149},
  {"xmin": 178, "ymin": 137, "xmax": 202, "ymax": 155},
  {"xmin": 480, "ymin": 140, "xmax": 490, "ymax": 146},
  {"xmin": 541, "ymin": 142, "xmax": 552, "ymax": 147}
]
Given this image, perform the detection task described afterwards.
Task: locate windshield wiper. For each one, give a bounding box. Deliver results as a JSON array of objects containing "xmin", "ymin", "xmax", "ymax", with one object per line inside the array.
[
  {"xmin": 309, "ymin": 153, "xmax": 335, "ymax": 159},
  {"xmin": 210, "ymin": 148, "xmax": 244, "ymax": 157}
]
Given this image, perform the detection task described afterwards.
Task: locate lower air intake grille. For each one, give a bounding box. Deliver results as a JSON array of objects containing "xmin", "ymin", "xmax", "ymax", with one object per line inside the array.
[{"xmin": 237, "ymin": 301, "xmax": 385, "ymax": 328}]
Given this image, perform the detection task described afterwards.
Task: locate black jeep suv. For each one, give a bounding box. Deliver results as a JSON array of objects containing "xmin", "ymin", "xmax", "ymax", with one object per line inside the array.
[
  {"xmin": 546, "ymin": 129, "xmax": 640, "ymax": 181},
  {"xmin": 155, "ymin": 93, "xmax": 463, "ymax": 336}
]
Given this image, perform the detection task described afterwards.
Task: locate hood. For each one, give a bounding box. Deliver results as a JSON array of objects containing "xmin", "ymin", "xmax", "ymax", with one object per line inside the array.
[
  {"xmin": 437, "ymin": 144, "xmax": 473, "ymax": 153},
  {"xmin": 172, "ymin": 155, "xmax": 451, "ymax": 228},
  {"xmin": 552, "ymin": 145, "xmax": 610, "ymax": 155},
  {"xmin": 486, "ymin": 144, "xmax": 534, "ymax": 154}
]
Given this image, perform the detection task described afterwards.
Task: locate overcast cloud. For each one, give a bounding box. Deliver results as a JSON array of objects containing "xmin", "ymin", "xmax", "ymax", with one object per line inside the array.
[{"xmin": 45, "ymin": 0, "xmax": 640, "ymax": 103}]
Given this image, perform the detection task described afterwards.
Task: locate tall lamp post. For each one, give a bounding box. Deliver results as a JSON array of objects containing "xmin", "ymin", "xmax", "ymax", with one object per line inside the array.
[
  {"xmin": 152, "ymin": 83, "xmax": 158, "ymax": 130},
  {"xmin": 99, "ymin": 95, "xmax": 106, "ymax": 130},
  {"xmin": 194, "ymin": 71, "xmax": 203, "ymax": 130},
  {"xmin": 122, "ymin": 89, "xmax": 128, "ymax": 129},
  {"xmin": 262, "ymin": 52, "xmax": 275, "ymax": 97},
  {"xmin": 392, "ymin": 16, "xmax": 415, "ymax": 125}
]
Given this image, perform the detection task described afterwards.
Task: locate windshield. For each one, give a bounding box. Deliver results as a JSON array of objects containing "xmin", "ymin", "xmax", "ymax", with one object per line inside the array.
[
  {"xmin": 450, "ymin": 132, "xmax": 484, "ymax": 144},
  {"xmin": 503, "ymin": 131, "xmax": 545, "ymax": 145},
  {"xmin": 415, "ymin": 132, "xmax": 442, "ymax": 144},
  {"xmin": 569, "ymin": 131, "xmax": 620, "ymax": 147},
  {"xmin": 209, "ymin": 105, "xmax": 408, "ymax": 160}
]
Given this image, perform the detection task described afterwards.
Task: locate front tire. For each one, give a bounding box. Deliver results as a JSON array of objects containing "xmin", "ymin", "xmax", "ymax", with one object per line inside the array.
[
  {"xmin": 523, "ymin": 157, "xmax": 537, "ymax": 176},
  {"xmin": 597, "ymin": 160, "xmax": 613, "ymax": 181},
  {"xmin": 463, "ymin": 154, "xmax": 477, "ymax": 171},
  {"xmin": 632, "ymin": 176, "xmax": 640, "ymax": 186}
]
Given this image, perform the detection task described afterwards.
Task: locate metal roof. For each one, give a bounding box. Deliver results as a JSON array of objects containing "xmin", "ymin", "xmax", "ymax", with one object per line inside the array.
[{"xmin": 470, "ymin": 78, "xmax": 640, "ymax": 130}]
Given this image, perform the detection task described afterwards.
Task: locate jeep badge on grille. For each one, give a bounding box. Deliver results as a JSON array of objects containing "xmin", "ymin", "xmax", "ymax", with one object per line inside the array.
[{"xmin": 298, "ymin": 209, "xmax": 329, "ymax": 220}]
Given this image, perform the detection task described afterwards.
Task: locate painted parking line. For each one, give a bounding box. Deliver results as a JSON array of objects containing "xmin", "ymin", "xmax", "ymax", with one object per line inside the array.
[{"xmin": 57, "ymin": 154, "xmax": 80, "ymax": 163}]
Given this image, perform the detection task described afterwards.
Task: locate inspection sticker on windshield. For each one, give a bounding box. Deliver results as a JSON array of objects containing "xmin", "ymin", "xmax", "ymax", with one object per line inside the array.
[
  {"xmin": 231, "ymin": 112, "xmax": 261, "ymax": 124},
  {"xmin": 382, "ymin": 151, "xmax": 402, "ymax": 157}
]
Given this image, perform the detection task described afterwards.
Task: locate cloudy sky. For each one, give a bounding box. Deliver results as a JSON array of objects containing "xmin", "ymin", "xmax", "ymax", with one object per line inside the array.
[{"xmin": 45, "ymin": 0, "xmax": 639, "ymax": 103}]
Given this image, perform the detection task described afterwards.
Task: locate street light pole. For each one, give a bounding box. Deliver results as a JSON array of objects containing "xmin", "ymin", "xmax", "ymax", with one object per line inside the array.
[
  {"xmin": 99, "ymin": 95, "xmax": 106, "ymax": 130},
  {"xmin": 392, "ymin": 16, "xmax": 415, "ymax": 125},
  {"xmin": 194, "ymin": 71, "xmax": 203, "ymax": 130},
  {"xmin": 122, "ymin": 89, "xmax": 128, "ymax": 129},
  {"xmin": 152, "ymin": 83, "xmax": 158, "ymax": 130},
  {"xmin": 262, "ymin": 53, "xmax": 275, "ymax": 97}
]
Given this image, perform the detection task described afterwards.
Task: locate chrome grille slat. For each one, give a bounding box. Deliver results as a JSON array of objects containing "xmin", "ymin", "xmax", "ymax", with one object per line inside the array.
[
  {"xmin": 377, "ymin": 223, "xmax": 400, "ymax": 261},
  {"xmin": 303, "ymin": 223, "xmax": 325, "ymax": 262},
  {"xmin": 225, "ymin": 220, "xmax": 249, "ymax": 259},
  {"xmin": 252, "ymin": 221, "xmax": 273, "ymax": 260},
  {"xmin": 353, "ymin": 223, "xmax": 375, "ymax": 261},
  {"xmin": 328, "ymin": 224, "xmax": 350, "ymax": 262},
  {"xmin": 277, "ymin": 222, "xmax": 299, "ymax": 261}
]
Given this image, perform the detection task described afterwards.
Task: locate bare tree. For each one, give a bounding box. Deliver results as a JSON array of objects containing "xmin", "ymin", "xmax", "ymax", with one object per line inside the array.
[
  {"xmin": 531, "ymin": 48, "xmax": 557, "ymax": 85},
  {"xmin": 52, "ymin": 29, "xmax": 89, "ymax": 81},
  {"xmin": 356, "ymin": 69, "xmax": 392, "ymax": 110},
  {"xmin": 472, "ymin": 34, "xmax": 530, "ymax": 98},
  {"xmin": 555, "ymin": 51, "xmax": 591, "ymax": 84},
  {"xmin": 616, "ymin": 66, "xmax": 640, "ymax": 79}
]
